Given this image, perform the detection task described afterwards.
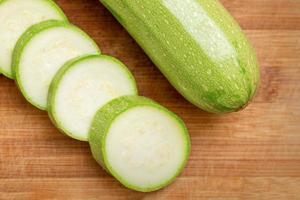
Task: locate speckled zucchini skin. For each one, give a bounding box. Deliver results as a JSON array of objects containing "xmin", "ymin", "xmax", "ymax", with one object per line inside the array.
[
  {"xmin": 89, "ymin": 95, "xmax": 191, "ymax": 192},
  {"xmin": 100, "ymin": 0, "xmax": 260, "ymax": 113}
]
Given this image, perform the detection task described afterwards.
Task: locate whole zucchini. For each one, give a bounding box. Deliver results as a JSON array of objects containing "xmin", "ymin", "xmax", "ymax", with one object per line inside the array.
[{"xmin": 101, "ymin": 0, "xmax": 260, "ymax": 113}]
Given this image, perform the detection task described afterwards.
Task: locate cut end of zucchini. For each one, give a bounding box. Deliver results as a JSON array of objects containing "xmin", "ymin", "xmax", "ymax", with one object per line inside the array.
[
  {"xmin": 106, "ymin": 106, "xmax": 188, "ymax": 191},
  {"xmin": 48, "ymin": 55, "xmax": 138, "ymax": 141},
  {"xmin": 13, "ymin": 20, "xmax": 100, "ymax": 110},
  {"xmin": 89, "ymin": 96, "xmax": 190, "ymax": 192},
  {"xmin": 0, "ymin": 0, "xmax": 67, "ymax": 79}
]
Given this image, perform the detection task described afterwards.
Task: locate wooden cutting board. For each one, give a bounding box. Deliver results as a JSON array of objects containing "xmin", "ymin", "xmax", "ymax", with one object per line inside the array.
[{"xmin": 0, "ymin": 0, "xmax": 299, "ymax": 199}]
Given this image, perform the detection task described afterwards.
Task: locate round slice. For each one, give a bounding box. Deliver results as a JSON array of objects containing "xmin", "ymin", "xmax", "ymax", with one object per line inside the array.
[
  {"xmin": 48, "ymin": 55, "xmax": 138, "ymax": 141},
  {"xmin": 13, "ymin": 20, "xmax": 101, "ymax": 110},
  {"xmin": 0, "ymin": 0, "xmax": 67, "ymax": 79},
  {"xmin": 89, "ymin": 96, "xmax": 191, "ymax": 192}
]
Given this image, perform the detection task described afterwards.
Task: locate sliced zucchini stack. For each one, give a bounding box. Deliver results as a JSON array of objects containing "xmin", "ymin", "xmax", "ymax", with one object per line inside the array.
[
  {"xmin": 0, "ymin": 0, "xmax": 191, "ymax": 192},
  {"xmin": 0, "ymin": 0, "xmax": 67, "ymax": 79},
  {"xmin": 13, "ymin": 20, "xmax": 101, "ymax": 110},
  {"xmin": 48, "ymin": 55, "xmax": 138, "ymax": 141},
  {"xmin": 89, "ymin": 96, "xmax": 191, "ymax": 192}
]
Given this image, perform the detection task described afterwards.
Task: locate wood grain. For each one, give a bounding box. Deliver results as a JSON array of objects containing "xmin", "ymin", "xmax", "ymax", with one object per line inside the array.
[{"xmin": 0, "ymin": 0, "xmax": 300, "ymax": 199}]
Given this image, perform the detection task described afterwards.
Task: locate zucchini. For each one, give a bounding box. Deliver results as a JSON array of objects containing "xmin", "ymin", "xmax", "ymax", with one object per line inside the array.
[
  {"xmin": 100, "ymin": 0, "xmax": 260, "ymax": 113},
  {"xmin": 13, "ymin": 20, "xmax": 101, "ymax": 110},
  {"xmin": 89, "ymin": 95, "xmax": 190, "ymax": 192},
  {"xmin": 48, "ymin": 55, "xmax": 138, "ymax": 141},
  {"xmin": 0, "ymin": 0, "xmax": 67, "ymax": 79}
]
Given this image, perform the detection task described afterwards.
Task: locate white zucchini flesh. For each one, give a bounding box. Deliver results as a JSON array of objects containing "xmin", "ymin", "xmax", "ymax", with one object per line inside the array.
[
  {"xmin": 0, "ymin": 0, "xmax": 67, "ymax": 79},
  {"xmin": 13, "ymin": 20, "xmax": 100, "ymax": 110},
  {"xmin": 48, "ymin": 55, "xmax": 138, "ymax": 141},
  {"xmin": 107, "ymin": 107, "xmax": 187, "ymax": 190},
  {"xmin": 89, "ymin": 96, "xmax": 191, "ymax": 192}
]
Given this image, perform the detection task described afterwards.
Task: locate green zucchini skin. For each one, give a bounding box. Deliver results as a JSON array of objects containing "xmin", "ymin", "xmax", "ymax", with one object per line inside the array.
[
  {"xmin": 100, "ymin": 0, "xmax": 260, "ymax": 113},
  {"xmin": 89, "ymin": 95, "xmax": 191, "ymax": 192}
]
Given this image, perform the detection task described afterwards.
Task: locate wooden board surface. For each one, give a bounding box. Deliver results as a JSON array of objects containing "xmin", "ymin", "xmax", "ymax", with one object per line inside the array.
[{"xmin": 0, "ymin": 0, "xmax": 300, "ymax": 199}]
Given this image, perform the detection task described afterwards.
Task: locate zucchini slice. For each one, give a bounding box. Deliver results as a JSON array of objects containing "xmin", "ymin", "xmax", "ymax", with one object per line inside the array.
[
  {"xmin": 48, "ymin": 55, "xmax": 138, "ymax": 141},
  {"xmin": 0, "ymin": 0, "xmax": 67, "ymax": 79},
  {"xmin": 89, "ymin": 96, "xmax": 191, "ymax": 192},
  {"xmin": 13, "ymin": 20, "xmax": 101, "ymax": 110}
]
